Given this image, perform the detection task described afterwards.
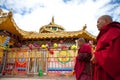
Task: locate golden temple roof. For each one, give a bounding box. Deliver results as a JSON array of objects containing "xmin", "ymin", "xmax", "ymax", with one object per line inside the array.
[
  {"xmin": 22, "ymin": 30, "xmax": 96, "ymax": 40},
  {"xmin": 0, "ymin": 10, "xmax": 22, "ymax": 37},
  {"xmin": 0, "ymin": 9, "xmax": 96, "ymax": 41},
  {"xmin": 40, "ymin": 16, "xmax": 65, "ymax": 33}
]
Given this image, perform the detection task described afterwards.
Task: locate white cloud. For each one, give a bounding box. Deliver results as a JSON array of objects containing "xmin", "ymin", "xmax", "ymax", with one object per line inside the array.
[{"xmin": 1, "ymin": 0, "xmax": 120, "ymax": 36}]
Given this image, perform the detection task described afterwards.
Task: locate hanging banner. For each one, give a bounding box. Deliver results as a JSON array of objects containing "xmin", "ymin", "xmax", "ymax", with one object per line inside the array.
[{"xmin": 2, "ymin": 36, "xmax": 10, "ymax": 46}]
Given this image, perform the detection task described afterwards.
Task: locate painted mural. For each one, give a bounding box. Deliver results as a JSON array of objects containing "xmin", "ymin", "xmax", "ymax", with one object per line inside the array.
[{"xmin": 47, "ymin": 50, "xmax": 77, "ymax": 76}]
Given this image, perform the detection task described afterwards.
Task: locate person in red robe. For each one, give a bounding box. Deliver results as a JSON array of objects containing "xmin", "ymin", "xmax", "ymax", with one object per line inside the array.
[
  {"xmin": 91, "ymin": 15, "xmax": 120, "ymax": 80},
  {"xmin": 74, "ymin": 38, "xmax": 92, "ymax": 80}
]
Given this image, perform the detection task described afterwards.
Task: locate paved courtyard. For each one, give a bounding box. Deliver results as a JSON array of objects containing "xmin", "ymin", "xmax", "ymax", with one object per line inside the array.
[{"xmin": 0, "ymin": 75, "xmax": 75, "ymax": 80}]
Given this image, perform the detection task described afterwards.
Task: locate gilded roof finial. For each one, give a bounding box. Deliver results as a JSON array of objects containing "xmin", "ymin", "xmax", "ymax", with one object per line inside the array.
[
  {"xmin": 8, "ymin": 8, "xmax": 13, "ymax": 17},
  {"xmin": 52, "ymin": 16, "xmax": 54, "ymax": 24},
  {"xmin": 82, "ymin": 24, "xmax": 87, "ymax": 30}
]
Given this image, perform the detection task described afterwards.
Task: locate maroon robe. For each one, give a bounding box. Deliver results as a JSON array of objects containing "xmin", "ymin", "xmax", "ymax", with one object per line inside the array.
[
  {"xmin": 94, "ymin": 22, "xmax": 120, "ymax": 80},
  {"xmin": 74, "ymin": 43, "xmax": 92, "ymax": 80}
]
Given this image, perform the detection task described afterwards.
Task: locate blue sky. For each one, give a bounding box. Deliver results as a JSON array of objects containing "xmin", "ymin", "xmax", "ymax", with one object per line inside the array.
[{"xmin": 0, "ymin": 0, "xmax": 120, "ymax": 35}]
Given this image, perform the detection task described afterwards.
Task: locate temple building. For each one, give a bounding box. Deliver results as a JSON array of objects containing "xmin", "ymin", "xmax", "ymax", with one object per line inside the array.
[{"xmin": 0, "ymin": 9, "xmax": 96, "ymax": 76}]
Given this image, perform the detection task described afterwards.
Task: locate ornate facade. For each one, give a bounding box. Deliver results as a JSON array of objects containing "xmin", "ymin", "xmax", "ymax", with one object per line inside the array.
[{"xmin": 0, "ymin": 9, "xmax": 96, "ymax": 77}]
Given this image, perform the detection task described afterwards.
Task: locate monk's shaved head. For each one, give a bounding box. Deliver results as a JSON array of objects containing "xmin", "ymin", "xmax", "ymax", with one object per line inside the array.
[
  {"xmin": 78, "ymin": 38, "xmax": 85, "ymax": 43},
  {"xmin": 97, "ymin": 15, "xmax": 113, "ymax": 31},
  {"xmin": 99, "ymin": 15, "xmax": 113, "ymax": 23},
  {"xmin": 77, "ymin": 38, "xmax": 85, "ymax": 47}
]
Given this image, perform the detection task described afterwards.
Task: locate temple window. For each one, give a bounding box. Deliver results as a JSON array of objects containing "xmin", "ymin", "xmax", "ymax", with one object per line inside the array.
[{"xmin": 52, "ymin": 27, "xmax": 58, "ymax": 31}]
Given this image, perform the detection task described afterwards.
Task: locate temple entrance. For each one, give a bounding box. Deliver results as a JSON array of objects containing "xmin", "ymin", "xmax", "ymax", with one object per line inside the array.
[
  {"xmin": 28, "ymin": 58, "xmax": 39, "ymax": 74},
  {"xmin": 27, "ymin": 49, "xmax": 47, "ymax": 75}
]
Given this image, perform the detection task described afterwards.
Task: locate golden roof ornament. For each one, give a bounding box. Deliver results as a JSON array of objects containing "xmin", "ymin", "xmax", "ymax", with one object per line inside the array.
[
  {"xmin": 82, "ymin": 24, "xmax": 87, "ymax": 30},
  {"xmin": 8, "ymin": 8, "xmax": 13, "ymax": 17},
  {"xmin": 49, "ymin": 16, "xmax": 55, "ymax": 25},
  {"xmin": 52, "ymin": 16, "xmax": 54, "ymax": 23}
]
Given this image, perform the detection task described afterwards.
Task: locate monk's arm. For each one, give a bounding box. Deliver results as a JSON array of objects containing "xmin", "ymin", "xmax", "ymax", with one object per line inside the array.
[{"xmin": 78, "ymin": 53, "xmax": 92, "ymax": 62}]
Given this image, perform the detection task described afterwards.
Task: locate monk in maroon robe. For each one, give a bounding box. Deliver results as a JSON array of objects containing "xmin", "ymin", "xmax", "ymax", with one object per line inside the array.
[
  {"xmin": 91, "ymin": 15, "xmax": 120, "ymax": 80},
  {"xmin": 74, "ymin": 38, "xmax": 92, "ymax": 80}
]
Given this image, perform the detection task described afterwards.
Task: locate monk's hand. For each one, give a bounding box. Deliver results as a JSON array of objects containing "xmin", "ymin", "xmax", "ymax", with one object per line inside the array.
[
  {"xmin": 71, "ymin": 70, "xmax": 75, "ymax": 75},
  {"xmin": 90, "ymin": 54, "xmax": 97, "ymax": 64}
]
